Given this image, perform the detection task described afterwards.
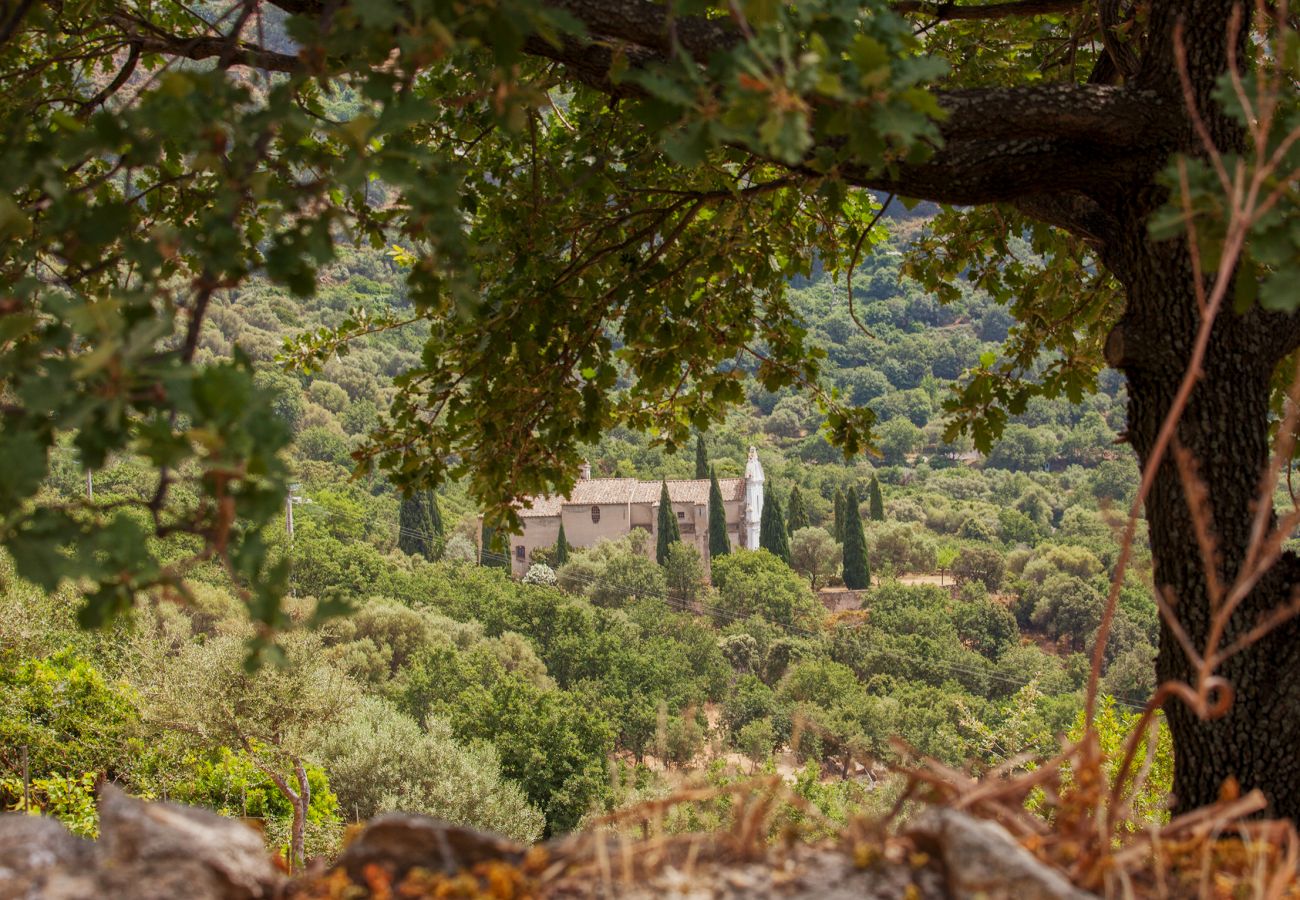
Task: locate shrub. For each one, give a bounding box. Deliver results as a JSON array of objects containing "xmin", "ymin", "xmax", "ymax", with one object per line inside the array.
[{"xmin": 951, "ymin": 547, "xmax": 1005, "ymax": 592}]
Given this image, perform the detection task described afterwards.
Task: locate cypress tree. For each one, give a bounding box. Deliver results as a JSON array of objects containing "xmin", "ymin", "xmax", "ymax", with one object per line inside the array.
[
  {"xmin": 481, "ymin": 522, "xmax": 508, "ymax": 568},
  {"xmin": 694, "ymin": 434, "xmax": 709, "ymax": 480},
  {"xmin": 398, "ymin": 489, "xmax": 444, "ymax": 560},
  {"xmin": 833, "ymin": 489, "xmax": 845, "ymax": 542},
  {"xmin": 656, "ymin": 480, "xmax": 680, "ymax": 565},
  {"xmin": 708, "ymin": 468, "xmax": 730, "ymax": 559},
  {"xmin": 868, "ymin": 476, "xmax": 885, "ymax": 521},
  {"xmin": 555, "ymin": 521, "xmax": 570, "ymax": 565},
  {"xmin": 786, "ymin": 485, "xmax": 809, "ymax": 535},
  {"xmin": 841, "ymin": 486, "xmax": 870, "ymax": 589},
  {"xmin": 759, "ymin": 483, "xmax": 790, "ymax": 563}
]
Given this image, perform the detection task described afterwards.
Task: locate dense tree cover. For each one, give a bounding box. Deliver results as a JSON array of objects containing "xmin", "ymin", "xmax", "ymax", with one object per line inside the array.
[
  {"xmin": 3, "ymin": 242, "xmax": 1177, "ymax": 841},
  {"xmin": 9, "ymin": 0, "xmax": 1279, "ymax": 840},
  {"xmin": 5, "ymin": 398, "xmax": 1181, "ymax": 848},
  {"xmin": 5, "ymin": 0, "xmax": 1300, "ymax": 819}
]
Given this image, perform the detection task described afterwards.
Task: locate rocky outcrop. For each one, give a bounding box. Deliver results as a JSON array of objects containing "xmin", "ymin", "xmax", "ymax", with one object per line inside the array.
[
  {"xmin": 333, "ymin": 812, "xmax": 527, "ymax": 884},
  {"xmin": 0, "ymin": 786, "xmax": 282, "ymax": 900},
  {"xmin": 0, "ymin": 789, "xmax": 1097, "ymax": 899},
  {"xmin": 907, "ymin": 808, "xmax": 1095, "ymax": 900},
  {"xmin": 0, "ymin": 815, "xmax": 96, "ymax": 900}
]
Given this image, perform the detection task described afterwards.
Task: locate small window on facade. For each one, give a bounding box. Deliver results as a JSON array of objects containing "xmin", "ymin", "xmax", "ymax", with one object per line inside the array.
[
  {"xmin": 677, "ymin": 510, "xmax": 685, "ymax": 520},
  {"xmin": 515, "ymin": 545, "xmax": 525, "ymax": 560},
  {"xmin": 591, "ymin": 505, "xmax": 601, "ymax": 523}
]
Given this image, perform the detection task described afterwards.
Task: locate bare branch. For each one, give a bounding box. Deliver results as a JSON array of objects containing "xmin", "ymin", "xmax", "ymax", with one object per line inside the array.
[{"xmin": 891, "ymin": 0, "xmax": 1083, "ymax": 19}]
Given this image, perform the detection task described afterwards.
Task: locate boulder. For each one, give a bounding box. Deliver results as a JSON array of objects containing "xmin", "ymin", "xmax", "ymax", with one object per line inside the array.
[
  {"xmin": 906, "ymin": 808, "xmax": 1095, "ymax": 900},
  {"xmin": 95, "ymin": 784, "xmax": 282, "ymax": 899},
  {"xmin": 0, "ymin": 815, "xmax": 95, "ymax": 900},
  {"xmin": 333, "ymin": 813, "xmax": 525, "ymax": 884}
]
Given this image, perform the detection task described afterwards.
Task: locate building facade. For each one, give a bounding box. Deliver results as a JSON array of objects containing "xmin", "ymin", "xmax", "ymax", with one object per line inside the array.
[{"xmin": 506, "ymin": 447, "xmax": 765, "ymax": 577}]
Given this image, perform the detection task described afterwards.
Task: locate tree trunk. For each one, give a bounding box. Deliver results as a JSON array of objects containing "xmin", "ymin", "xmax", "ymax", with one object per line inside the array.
[
  {"xmin": 1108, "ymin": 213, "xmax": 1300, "ymax": 818},
  {"xmin": 290, "ymin": 760, "xmax": 311, "ymax": 872}
]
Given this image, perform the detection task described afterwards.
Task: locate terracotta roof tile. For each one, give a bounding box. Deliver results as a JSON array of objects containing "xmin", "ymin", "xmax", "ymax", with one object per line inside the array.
[{"xmin": 517, "ymin": 477, "xmax": 744, "ymax": 517}]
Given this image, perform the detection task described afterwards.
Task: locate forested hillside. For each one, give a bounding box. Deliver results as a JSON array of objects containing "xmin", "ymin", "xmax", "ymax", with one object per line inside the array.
[{"xmin": 4, "ymin": 228, "xmax": 1183, "ymax": 865}]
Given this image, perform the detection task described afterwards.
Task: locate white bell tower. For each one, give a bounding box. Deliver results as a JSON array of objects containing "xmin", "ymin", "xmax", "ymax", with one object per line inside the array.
[{"xmin": 743, "ymin": 446, "xmax": 764, "ymax": 550}]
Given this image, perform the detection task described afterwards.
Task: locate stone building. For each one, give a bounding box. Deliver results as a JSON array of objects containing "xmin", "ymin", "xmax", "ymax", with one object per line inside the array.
[{"xmin": 506, "ymin": 447, "xmax": 766, "ymax": 576}]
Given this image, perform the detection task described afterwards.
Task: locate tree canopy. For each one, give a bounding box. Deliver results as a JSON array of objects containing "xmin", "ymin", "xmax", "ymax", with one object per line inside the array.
[{"xmin": 5, "ymin": 0, "xmax": 1300, "ymax": 820}]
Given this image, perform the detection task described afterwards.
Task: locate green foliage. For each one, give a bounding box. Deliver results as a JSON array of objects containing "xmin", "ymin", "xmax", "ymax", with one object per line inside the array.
[
  {"xmin": 169, "ymin": 747, "xmax": 343, "ymax": 859},
  {"xmin": 560, "ymin": 533, "xmax": 667, "ymax": 608},
  {"xmin": 0, "ymin": 0, "xmax": 1234, "ymax": 829},
  {"xmin": 954, "ymin": 595, "xmax": 1020, "ymax": 660},
  {"xmin": 695, "ymin": 435, "xmax": 709, "ymax": 480},
  {"xmin": 316, "ymin": 696, "xmax": 544, "ymax": 841},
  {"xmin": 736, "ymin": 718, "xmax": 777, "ymax": 767},
  {"xmin": 664, "ymin": 543, "xmax": 707, "ymax": 604},
  {"xmin": 398, "ymin": 489, "xmax": 444, "ymax": 561},
  {"xmin": 952, "ymin": 547, "xmax": 1006, "ymax": 592},
  {"xmin": 841, "ymin": 487, "xmax": 870, "ymax": 590},
  {"xmin": 786, "ymin": 486, "xmax": 810, "ymax": 534},
  {"xmin": 868, "ymin": 476, "xmax": 885, "ymax": 521},
  {"xmin": 0, "ymin": 649, "xmax": 140, "ymax": 800},
  {"xmin": 437, "ymin": 670, "xmax": 614, "ymax": 835},
  {"xmin": 555, "ymin": 523, "xmax": 570, "ymax": 566},
  {"xmin": 711, "ymin": 550, "xmax": 820, "ymax": 628},
  {"xmin": 708, "ymin": 469, "xmax": 730, "ymax": 560},
  {"xmin": 869, "ymin": 521, "xmax": 937, "ymax": 575},
  {"xmin": 789, "ymin": 526, "xmax": 842, "ymax": 590},
  {"xmin": 656, "ymin": 481, "xmax": 681, "ymax": 566},
  {"xmin": 1066, "ymin": 699, "xmax": 1172, "ymax": 830},
  {"xmin": 759, "ymin": 484, "xmax": 791, "ymax": 563},
  {"xmin": 0, "ymin": 771, "xmax": 100, "ymax": 837},
  {"xmin": 1027, "ymin": 574, "xmax": 1106, "ymax": 652},
  {"xmin": 482, "ymin": 523, "xmax": 508, "ymax": 569}
]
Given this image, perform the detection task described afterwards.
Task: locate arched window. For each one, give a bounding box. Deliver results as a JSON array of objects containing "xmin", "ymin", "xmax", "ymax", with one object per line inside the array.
[{"xmin": 590, "ymin": 505, "xmax": 601, "ymax": 523}]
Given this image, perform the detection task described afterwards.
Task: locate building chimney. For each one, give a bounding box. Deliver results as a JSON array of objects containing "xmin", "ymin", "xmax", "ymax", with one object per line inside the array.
[{"xmin": 579, "ymin": 460, "xmax": 592, "ymax": 480}]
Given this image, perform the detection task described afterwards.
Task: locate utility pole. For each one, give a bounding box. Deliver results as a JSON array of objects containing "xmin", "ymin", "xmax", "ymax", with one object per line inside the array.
[
  {"xmin": 286, "ymin": 483, "xmax": 300, "ymax": 541},
  {"xmin": 285, "ymin": 483, "xmax": 310, "ymax": 542}
]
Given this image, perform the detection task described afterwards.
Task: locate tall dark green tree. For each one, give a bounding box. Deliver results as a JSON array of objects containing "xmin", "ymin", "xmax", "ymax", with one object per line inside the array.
[
  {"xmin": 759, "ymin": 485, "xmax": 790, "ymax": 564},
  {"xmin": 708, "ymin": 469, "xmax": 730, "ymax": 560},
  {"xmin": 841, "ymin": 487, "xmax": 870, "ymax": 590},
  {"xmin": 555, "ymin": 522, "xmax": 570, "ymax": 566},
  {"xmin": 833, "ymin": 490, "xmax": 846, "ymax": 543},
  {"xmin": 786, "ymin": 486, "xmax": 809, "ymax": 535},
  {"xmin": 656, "ymin": 481, "xmax": 680, "ymax": 565},
  {"xmin": 694, "ymin": 434, "xmax": 709, "ymax": 480},
  {"xmin": 14, "ymin": 0, "xmax": 1300, "ymax": 820},
  {"xmin": 481, "ymin": 523, "xmax": 508, "ymax": 569},
  {"xmin": 398, "ymin": 489, "xmax": 444, "ymax": 560},
  {"xmin": 868, "ymin": 477, "xmax": 885, "ymax": 522}
]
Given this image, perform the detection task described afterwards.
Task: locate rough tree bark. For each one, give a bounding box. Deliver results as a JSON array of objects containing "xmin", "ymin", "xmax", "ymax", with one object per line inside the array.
[
  {"xmin": 252, "ymin": 753, "xmax": 311, "ymax": 871},
  {"xmin": 1105, "ymin": 200, "xmax": 1300, "ymax": 816},
  {"xmin": 518, "ymin": 0, "xmax": 1300, "ymax": 816}
]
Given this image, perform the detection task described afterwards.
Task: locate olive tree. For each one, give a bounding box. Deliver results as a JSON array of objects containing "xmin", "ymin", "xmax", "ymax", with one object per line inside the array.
[
  {"xmin": 7, "ymin": 0, "xmax": 1300, "ymax": 819},
  {"xmin": 789, "ymin": 526, "xmax": 842, "ymax": 591},
  {"xmin": 145, "ymin": 629, "xmax": 356, "ymax": 870}
]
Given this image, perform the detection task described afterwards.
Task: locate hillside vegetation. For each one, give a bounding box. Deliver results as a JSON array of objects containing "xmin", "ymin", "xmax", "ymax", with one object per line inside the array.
[{"xmin": 3, "ymin": 235, "xmax": 1181, "ymax": 864}]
